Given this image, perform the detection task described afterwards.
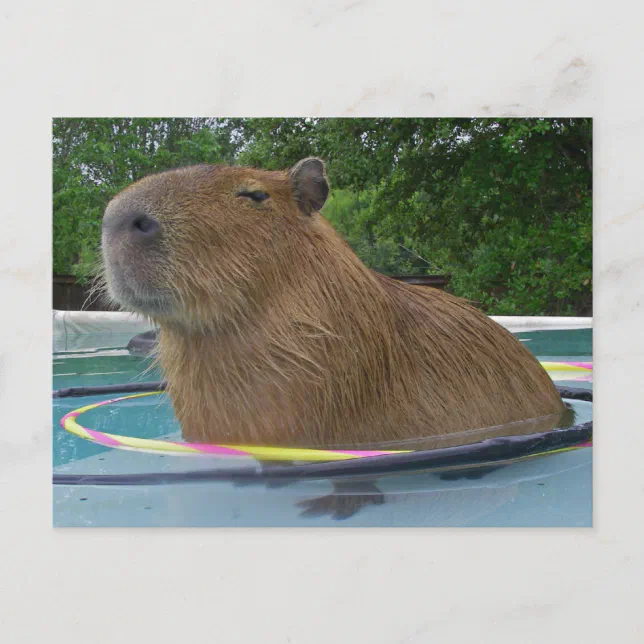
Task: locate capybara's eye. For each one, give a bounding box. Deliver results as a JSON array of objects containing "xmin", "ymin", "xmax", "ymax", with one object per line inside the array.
[{"xmin": 236, "ymin": 190, "xmax": 269, "ymax": 203}]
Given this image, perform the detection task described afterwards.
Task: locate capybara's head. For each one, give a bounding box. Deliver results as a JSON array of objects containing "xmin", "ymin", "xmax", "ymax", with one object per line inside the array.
[{"xmin": 101, "ymin": 158, "xmax": 329, "ymax": 328}]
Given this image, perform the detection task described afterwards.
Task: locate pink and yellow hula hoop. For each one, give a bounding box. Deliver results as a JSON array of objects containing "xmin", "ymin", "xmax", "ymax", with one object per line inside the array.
[{"xmin": 60, "ymin": 361, "xmax": 592, "ymax": 462}]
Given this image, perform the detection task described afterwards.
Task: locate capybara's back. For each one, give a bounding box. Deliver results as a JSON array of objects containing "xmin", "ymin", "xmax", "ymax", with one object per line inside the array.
[{"xmin": 101, "ymin": 157, "xmax": 566, "ymax": 448}]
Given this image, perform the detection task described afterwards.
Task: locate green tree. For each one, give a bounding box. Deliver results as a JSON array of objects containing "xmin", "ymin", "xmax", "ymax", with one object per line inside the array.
[
  {"xmin": 53, "ymin": 117, "xmax": 592, "ymax": 315},
  {"xmin": 53, "ymin": 118, "xmax": 240, "ymax": 278},
  {"xmin": 233, "ymin": 117, "xmax": 591, "ymax": 314}
]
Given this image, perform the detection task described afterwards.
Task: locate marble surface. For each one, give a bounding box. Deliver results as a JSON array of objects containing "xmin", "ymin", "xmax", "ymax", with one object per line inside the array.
[{"xmin": 1, "ymin": 2, "xmax": 643, "ymax": 643}]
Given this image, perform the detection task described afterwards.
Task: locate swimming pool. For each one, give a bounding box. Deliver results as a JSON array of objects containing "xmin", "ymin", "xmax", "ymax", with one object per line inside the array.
[{"xmin": 53, "ymin": 327, "xmax": 592, "ymax": 527}]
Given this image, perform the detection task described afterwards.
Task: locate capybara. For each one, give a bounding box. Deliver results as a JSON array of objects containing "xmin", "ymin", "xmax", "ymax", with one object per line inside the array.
[{"xmin": 101, "ymin": 158, "xmax": 567, "ymax": 449}]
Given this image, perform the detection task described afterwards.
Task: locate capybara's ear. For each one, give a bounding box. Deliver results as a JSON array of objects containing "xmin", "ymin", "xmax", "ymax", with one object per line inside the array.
[{"xmin": 288, "ymin": 157, "xmax": 329, "ymax": 215}]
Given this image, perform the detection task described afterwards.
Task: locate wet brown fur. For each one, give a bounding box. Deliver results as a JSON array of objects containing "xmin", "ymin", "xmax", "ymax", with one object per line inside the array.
[{"xmin": 101, "ymin": 160, "xmax": 567, "ymax": 449}]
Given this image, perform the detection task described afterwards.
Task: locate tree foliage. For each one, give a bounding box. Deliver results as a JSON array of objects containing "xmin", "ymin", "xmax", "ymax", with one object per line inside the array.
[
  {"xmin": 52, "ymin": 118, "xmax": 239, "ymax": 277},
  {"xmin": 53, "ymin": 117, "xmax": 592, "ymax": 315}
]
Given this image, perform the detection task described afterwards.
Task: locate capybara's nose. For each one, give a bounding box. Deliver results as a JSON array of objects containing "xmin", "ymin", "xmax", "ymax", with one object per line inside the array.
[
  {"xmin": 129, "ymin": 212, "xmax": 160, "ymax": 238},
  {"xmin": 104, "ymin": 209, "xmax": 161, "ymax": 243}
]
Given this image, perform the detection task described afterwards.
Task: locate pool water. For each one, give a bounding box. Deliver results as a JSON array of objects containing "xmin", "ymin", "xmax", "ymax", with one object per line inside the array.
[{"xmin": 53, "ymin": 328, "xmax": 592, "ymax": 527}]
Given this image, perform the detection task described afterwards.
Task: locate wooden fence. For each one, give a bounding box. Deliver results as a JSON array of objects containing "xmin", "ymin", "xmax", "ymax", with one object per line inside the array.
[
  {"xmin": 53, "ymin": 275, "xmax": 115, "ymax": 312},
  {"xmin": 53, "ymin": 274, "xmax": 452, "ymax": 311}
]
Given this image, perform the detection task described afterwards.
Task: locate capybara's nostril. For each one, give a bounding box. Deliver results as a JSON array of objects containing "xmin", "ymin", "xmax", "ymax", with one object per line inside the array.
[{"xmin": 131, "ymin": 213, "xmax": 160, "ymax": 237}]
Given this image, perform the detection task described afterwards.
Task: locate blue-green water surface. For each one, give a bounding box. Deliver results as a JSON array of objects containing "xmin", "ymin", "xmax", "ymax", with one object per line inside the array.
[{"xmin": 53, "ymin": 328, "xmax": 592, "ymax": 527}]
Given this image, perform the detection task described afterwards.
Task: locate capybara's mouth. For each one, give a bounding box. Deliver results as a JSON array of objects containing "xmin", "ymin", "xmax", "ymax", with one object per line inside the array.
[
  {"xmin": 112, "ymin": 282, "xmax": 173, "ymax": 316},
  {"xmin": 103, "ymin": 258, "xmax": 173, "ymax": 316}
]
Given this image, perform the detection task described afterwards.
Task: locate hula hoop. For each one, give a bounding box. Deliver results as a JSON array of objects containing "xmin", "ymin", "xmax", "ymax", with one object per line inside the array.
[
  {"xmin": 59, "ymin": 361, "xmax": 592, "ymax": 462},
  {"xmin": 538, "ymin": 361, "xmax": 592, "ymax": 372},
  {"xmin": 61, "ymin": 393, "xmax": 404, "ymax": 462}
]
